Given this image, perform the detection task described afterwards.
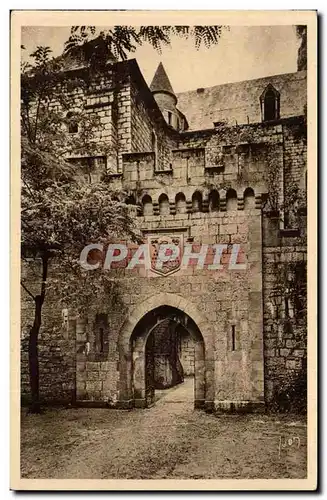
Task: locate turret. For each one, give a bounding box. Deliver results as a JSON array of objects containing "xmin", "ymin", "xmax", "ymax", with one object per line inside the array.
[{"xmin": 150, "ymin": 62, "xmax": 187, "ymax": 131}]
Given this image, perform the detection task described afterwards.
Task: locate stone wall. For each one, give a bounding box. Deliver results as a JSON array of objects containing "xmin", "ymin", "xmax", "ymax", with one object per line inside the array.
[
  {"xmin": 177, "ymin": 71, "xmax": 307, "ymax": 130},
  {"xmin": 283, "ymin": 118, "xmax": 307, "ymax": 187},
  {"xmin": 21, "ymin": 203, "xmax": 264, "ymax": 410},
  {"xmin": 152, "ymin": 319, "xmax": 173, "ymax": 388},
  {"xmin": 130, "ymin": 81, "xmax": 178, "ymax": 171},
  {"xmin": 261, "ymin": 120, "xmax": 307, "ymax": 404},
  {"xmin": 179, "ymin": 333, "xmax": 195, "ymax": 376},
  {"xmin": 21, "ymin": 265, "xmax": 76, "ymax": 404},
  {"xmin": 115, "ymin": 78, "xmax": 131, "ymax": 172},
  {"xmin": 61, "ymin": 201, "xmax": 264, "ymax": 411},
  {"xmin": 262, "ymin": 242, "xmax": 307, "ymax": 403}
]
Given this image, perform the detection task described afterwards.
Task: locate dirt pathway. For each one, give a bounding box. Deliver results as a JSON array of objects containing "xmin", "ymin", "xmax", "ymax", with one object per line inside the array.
[{"xmin": 21, "ymin": 379, "xmax": 307, "ymax": 479}]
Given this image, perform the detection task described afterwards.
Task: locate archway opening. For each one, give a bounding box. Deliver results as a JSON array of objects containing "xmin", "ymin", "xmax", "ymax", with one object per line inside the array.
[
  {"xmin": 158, "ymin": 193, "xmax": 170, "ymax": 215},
  {"xmin": 142, "ymin": 194, "xmax": 153, "ymax": 216},
  {"xmin": 209, "ymin": 190, "xmax": 220, "ymax": 212},
  {"xmin": 130, "ymin": 305, "xmax": 205, "ymax": 409},
  {"xmin": 192, "ymin": 191, "xmax": 203, "ymax": 213},
  {"xmin": 244, "ymin": 187, "xmax": 255, "ymax": 209},
  {"xmin": 175, "ymin": 192, "xmax": 186, "ymax": 214},
  {"xmin": 226, "ymin": 188, "xmax": 237, "ymax": 211}
]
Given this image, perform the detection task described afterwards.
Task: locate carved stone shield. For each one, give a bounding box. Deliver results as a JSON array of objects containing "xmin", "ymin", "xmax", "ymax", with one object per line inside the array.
[{"xmin": 149, "ymin": 234, "xmax": 183, "ymax": 276}]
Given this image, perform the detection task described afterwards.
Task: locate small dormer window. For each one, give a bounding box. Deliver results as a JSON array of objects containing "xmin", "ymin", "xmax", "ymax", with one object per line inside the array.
[
  {"xmin": 66, "ymin": 111, "xmax": 78, "ymax": 134},
  {"xmin": 260, "ymin": 84, "xmax": 280, "ymax": 122}
]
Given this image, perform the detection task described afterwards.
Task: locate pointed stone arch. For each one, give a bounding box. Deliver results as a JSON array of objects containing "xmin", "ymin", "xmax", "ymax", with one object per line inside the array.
[
  {"xmin": 119, "ymin": 292, "xmax": 211, "ymax": 346},
  {"xmin": 117, "ymin": 292, "xmax": 213, "ymax": 409},
  {"xmin": 260, "ymin": 83, "xmax": 280, "ymax": 122}
]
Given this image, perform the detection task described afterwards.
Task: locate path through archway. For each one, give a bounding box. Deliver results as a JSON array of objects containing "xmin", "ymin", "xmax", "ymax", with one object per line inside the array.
[{"xmin": 131, "ymin": 305, "xmax": 205, "ymax": 409}]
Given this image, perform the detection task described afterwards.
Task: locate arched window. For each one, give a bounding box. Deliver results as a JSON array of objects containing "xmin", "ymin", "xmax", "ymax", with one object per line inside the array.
[
  {"xmin": 175, "ymin": 192, "xmax": 186, "ymax": 214},
  {"xmin": 260, "ymin": 84, "xmax": 280, "ymax": 122},
  {"xmin": 244, "ymin": 187, "xmax": 255, "ymax": 209},
  {"xmin": 66, "ymin": 111, "xmax": 78, "ymax": 133},
  {"xmin": 142, "ymin": 194, "xmax": 153, "ymax": 216},
  {"xmin": 226, "ymin": 189, "xmax": 237, "ymax": 211},
  {"xmin": 192, "ymin": 191, "xmax": 203, "ymax": 213},
  {"xmin": 159, "ymin": 193, "xmax": 170, "ymax": 215},
  {"xmin": 209, "ymin": 190, "xmax": 220, "ymax": 212}
]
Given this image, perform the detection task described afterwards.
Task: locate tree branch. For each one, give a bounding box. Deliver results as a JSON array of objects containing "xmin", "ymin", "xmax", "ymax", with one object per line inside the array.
[
  {"xmin": 21, "ymin": 177, "xmax": 38, "ymax": 202},
  {"xmin": 21, "ymin": 281, "xmax": 36, "ymax": 301},
  {"xmin": 33, "ymin": 84, "xmax": 47, "ymax": 144}
]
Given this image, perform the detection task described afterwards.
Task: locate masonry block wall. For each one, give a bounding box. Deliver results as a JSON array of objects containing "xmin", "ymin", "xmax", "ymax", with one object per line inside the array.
[
  {"xmin": 176, "ymin": 71, "xmax": 307, "ymax": 129},
  {"xmin": 28, "ymin": 61, "xmax": 177, "ymax": 179},
  {"xmin": 261, "ymin": 122, "xmax": 307, "ymax": 404},
  {"xmin": 262, "ymin": 240, "xmax": 307, "ymax": 403},
  {"xmin": 76, "ymin": 207, "xmax": 264, "ymax": 410},
  {"xmin": 21, "ymin": 263, "xmax": 76, "ymax": 403},
  {"xmin": 179, "ymin": 333, "xmax": 195, "ymax": 376},
  {"xmin": 130, "ymin": 80, "xmax": 178, "ymax": 172}
]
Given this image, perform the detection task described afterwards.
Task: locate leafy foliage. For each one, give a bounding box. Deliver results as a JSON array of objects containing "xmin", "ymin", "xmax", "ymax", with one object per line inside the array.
[
  {"xmin": 64, "ymin": 25, "xmax": 225, "ymax": 66},
  {"xmin": 270, "ymin": 362, "xmax": 307, "ymax": 414},
  {"xmin": 296, "ymin": 25, "xmax": 307, "ymax": 71},
  {"xmin": 21, "ymin": 48, "xmax": 107, "ymax": 158},
  {"xmin": 21, "ymin": 45, "xmax": 140, "ymax": 298},
  {"xmin": 266, "ymin": 258, "xmax": 307, "ymax": 414}
]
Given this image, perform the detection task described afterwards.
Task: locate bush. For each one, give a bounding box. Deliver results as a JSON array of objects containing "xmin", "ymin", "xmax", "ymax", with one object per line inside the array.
[{"xmin": 270, "ymin": 361, "xmax": 307, "ymax": 413}]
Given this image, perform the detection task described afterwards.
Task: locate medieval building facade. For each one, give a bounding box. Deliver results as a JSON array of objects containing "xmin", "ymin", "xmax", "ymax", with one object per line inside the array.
[{"xmin": 21, "ymin": 54, "xmax": 307, "ymax": 412}]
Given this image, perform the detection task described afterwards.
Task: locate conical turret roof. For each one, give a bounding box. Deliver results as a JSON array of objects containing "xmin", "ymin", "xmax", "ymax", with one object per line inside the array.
[{"xmin": 150, "ymin": 62, "xmax": 176, "ymax": 97}]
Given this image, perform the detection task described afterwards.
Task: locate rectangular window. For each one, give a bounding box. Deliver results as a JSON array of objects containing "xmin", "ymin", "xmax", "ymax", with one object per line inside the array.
[
  {"xmin": 94, "ymin": 313, "xmax": 108, "ymax": 356},
  {"xmin": 167, "ymin": 111, "xmax": 172, "ymax": 125},
  {"xmin": 231, "ymin": 325, "xmax": 236, "ymax": 351},
  {"xmin": 99, "ymin": 327, "xmax": 104, "ymax": 353}
]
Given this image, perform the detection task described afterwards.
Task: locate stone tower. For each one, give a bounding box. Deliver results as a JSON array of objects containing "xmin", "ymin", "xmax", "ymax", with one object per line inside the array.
[{"xmin": 150, "ymin": 62, "xmax": 187, "ymax": 131}]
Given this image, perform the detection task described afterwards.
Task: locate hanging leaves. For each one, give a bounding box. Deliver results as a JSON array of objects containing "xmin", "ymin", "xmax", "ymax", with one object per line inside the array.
[
  {"xmin": 21, "ymin": 47, "xmax": 140, "ymax": 309},
  {"xmin": 63, "ymin": 25, "xmax": 225, "ymax": 64}
]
